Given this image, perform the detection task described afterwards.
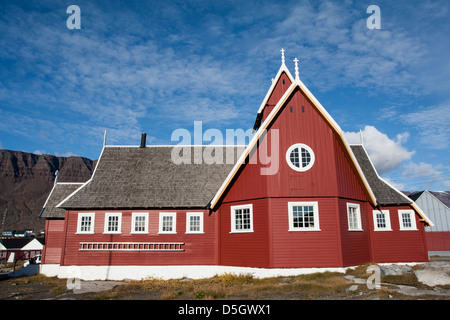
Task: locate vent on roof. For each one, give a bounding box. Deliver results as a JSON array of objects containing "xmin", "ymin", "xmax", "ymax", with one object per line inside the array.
[{"xmin": 140, "ymin": 133, "xmax": 147, "ymax": 148}]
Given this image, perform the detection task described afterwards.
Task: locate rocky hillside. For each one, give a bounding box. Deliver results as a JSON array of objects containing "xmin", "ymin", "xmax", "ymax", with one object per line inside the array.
[{"xmin": 0, "ymin": 150, "xmax": 95, "ymax": 231}]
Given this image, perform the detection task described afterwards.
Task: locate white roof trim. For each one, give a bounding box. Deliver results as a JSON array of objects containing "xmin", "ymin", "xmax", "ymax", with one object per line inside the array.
[{"xmin": 56, "ymin": 145, "xmax": 106, "ymax": 208}]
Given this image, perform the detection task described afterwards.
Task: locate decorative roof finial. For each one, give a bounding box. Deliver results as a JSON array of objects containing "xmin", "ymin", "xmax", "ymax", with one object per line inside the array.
[
  {"xmin": 281, "ymin": 48, "xmax": 285, "ymax": 65},
  {"xmin": 293, "ymin": 57, "xmax": 299, "ymax": 80}
]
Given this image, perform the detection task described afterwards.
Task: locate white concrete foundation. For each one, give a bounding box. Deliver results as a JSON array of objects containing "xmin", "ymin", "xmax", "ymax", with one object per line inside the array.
[{"xmin": 40, "ymin": 264, "xmax": 349, "ymax": 281}]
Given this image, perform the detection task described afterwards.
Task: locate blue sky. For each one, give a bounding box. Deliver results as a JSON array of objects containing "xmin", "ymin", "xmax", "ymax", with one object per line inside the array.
[{"xmin": 0, "ymin": 0, "xmax": 449, "ymax": 191}]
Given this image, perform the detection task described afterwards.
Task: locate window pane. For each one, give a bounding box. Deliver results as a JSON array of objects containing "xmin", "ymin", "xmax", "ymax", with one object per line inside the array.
[
  {"xmin": 376, "ymin": 213, "xmax": 386, "ymax": 228},
  {"xmin": 290, "ymin": 148, "xmax": 300, "ymax": 168},
  {"xmin": 235, "ymin": 208, "xmax": 251, "ymax": 230},
  {"xmin": 300, "ymin": 148, "xmax": 311, "ymax": 167},
  {"xmin": 348, "ymin": 207, "xmax": 358, "ymax": 230},
  {"xmin": 81, "ymin": 216, "xmax": 91, "ymax": 232},
  {"xmin": 190, "ymin": 215, "xmax": 200, "ymax": 232},
  {"xmin": 108, "ymin": 216, "xmax": 119, "ymax": 232},
  {"xmin": 292, "ymin": 206, "xmax": 315, "ymax": 228},
  {"xmin": 402, "ymin": 213, "xmax": 412, "ymax": 228},
  {"xmin": 162, "ymin": 216, "xmax": 173, "ymax": 232},
  {"xmin": 134, "ymin": 215, "xmax": 146, "ymax": 232}
]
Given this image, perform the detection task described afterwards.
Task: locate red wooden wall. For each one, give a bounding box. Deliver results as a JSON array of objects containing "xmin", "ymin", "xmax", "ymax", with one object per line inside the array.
[
  {"xmin": 426, "ymin": 232, "xmax": 450, "ymax": 252},
  {"xmin": 59, "ymin": 210, "xmax": 216, "ymax": 266},
  {"xmin": 42, "ymin": 219, "xmax": 65, "ymax": 264},
  {"xmin": 215, "ymin": 79, "xmax": 428, "ymax": 268},
  {"xmin": 261, "ymin": 71, "xmax": 292, "ymax": 123},
  {"xmin": 367, "ymin": 205, "xmax": 428, "ymax": 263}
]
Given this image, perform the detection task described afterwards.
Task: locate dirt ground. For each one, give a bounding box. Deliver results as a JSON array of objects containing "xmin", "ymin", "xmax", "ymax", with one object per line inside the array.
[{"xmin": 1, "ymin": 258, "xmax": 450, "ymax": 301}]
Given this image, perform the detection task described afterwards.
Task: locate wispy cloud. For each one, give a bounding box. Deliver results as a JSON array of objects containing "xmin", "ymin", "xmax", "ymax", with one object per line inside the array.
[{"xmin": 399, "ymin": 104, "xmax": 450, "ymax": 150}]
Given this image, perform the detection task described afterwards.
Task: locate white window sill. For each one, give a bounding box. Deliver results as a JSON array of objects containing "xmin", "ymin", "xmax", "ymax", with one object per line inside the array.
[
  {"xmin": 374, "ymin": 229, "xmax": 393, "ymax": 232},
  {"xmin": 289, "ymin": 229, "xmax": 321, "ymax": 232},
  {"xmin": 76, "ymin": 232, "xmax": 94, "ymax": 235},
  {"xmin": 158, "ymin": 232, "xmax": 177, "ymax": 234},
  {"xmin": 229, "ymin": 230, "xmax": 254, "ymax": 234},
  {"xmin": 348, "ymin": 229, "xmax": 364, "ymax": 232},
  {"xmin": 185, "ymin": 232, "xmax": 205, "ymax": 234}
]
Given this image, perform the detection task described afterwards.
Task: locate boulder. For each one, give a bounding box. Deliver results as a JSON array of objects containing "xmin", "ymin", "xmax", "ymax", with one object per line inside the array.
[
  {"xmin": 414, "ymin": 270, "xmax": 450, "ymax": 287},
  {"xmin": 380, "ymin": 265, "xmax": 412, "ymax": 276}
]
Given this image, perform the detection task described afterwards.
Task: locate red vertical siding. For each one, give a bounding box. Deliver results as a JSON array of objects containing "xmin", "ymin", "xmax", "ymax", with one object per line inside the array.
[
  {"xmin": 271, "ymin": 197, "xmax": 342, "ymax": 268},
  {"xmin": 42, "ymin": 219, "xmax": 65, "ymax": 264},
  {"xmin": 261, "ymin": 72, "xmax": 292, "ymax": 123},
  {"xmin": 223, "ymin": 87, "xmax": 346, "ymax": 203},
  {"xmin": 218, "ymin": 199, "xmax": 270, "ymax": 268},
  {"xmin": 338, "ymin": 199, "xmax": 371, "ymax": 266},
  {"xmin": 217, "ymin": 85, "xmax": 378, "ymax": 268},
  {"xmin": 426, "ymin": 232, "xmax": 450, "ymax": 251}
]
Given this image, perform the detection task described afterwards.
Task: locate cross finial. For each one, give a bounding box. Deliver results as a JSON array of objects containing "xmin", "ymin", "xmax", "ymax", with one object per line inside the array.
[
  {"xmin": 293, "ymin": 58, "xmax": 299, "ymax": 80},
  {"xmin": 281, "ymin": 48, "xmax": 285, "ymax": 65}
]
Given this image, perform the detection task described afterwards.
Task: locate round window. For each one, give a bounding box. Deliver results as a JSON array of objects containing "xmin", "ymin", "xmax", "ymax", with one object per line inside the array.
[{"xmin": 286, "ymin": 143, "xmax": 315, "ymax": 172}]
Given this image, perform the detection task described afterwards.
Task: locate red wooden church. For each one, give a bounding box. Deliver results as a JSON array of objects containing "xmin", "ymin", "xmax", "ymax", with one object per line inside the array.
[{"xmin": 39, "ymin": 51, "xmax": 433, "ymax": 280}]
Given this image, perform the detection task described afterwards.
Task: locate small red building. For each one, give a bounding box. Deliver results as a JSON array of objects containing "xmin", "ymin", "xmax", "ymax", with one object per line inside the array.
[{"xmin": 39, "ymin": 51, "xmax": 433, "ymax": 280}]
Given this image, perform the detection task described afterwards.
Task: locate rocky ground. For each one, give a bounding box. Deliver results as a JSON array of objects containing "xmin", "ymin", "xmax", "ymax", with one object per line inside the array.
[{"xmin": 1, "ymin": 257, "xmax": 449, "ymax": 301}]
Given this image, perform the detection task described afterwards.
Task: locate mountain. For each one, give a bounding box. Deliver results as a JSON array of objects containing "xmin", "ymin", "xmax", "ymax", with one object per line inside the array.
[{"xmin": 0, "ymin": 149, "xmax": 95, "ymax": 232}]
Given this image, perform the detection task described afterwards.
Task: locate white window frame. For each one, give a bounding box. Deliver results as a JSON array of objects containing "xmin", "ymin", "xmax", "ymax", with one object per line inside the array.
[
  {"xmin": 347, "ymin": 203, "xmax": 363, "ymax": 231},
  {"xmin": 76, "ymin": 213, "xmax": 95, "ymax": 234},
  {"xmin": 288, "ymin": 202, "xmax": 320, "ymax": 231},
  {"xmin": 373, "ymin": 210, "xmax": 392, "ymax": 231},
  {"xmin": 398, "ymin": 210, "xmax": 418, "ymax": 231},
  {"xmin": 286, "ymin": 143, "xmax": 315, "ymax": 172},
  {"xmin": 104, "ymin": 212, "xmax": 122, "ymax": 234},
  {"xmin": 186, "ymin": 212, "xmax": 204, "ymax": 234},
  {"xmin": 159, "ymin": 212, "xmax": 177, "ymax": 234},
  {"xmin": 131, "ymin": 212, "xmax": 149, "ymax": 234},
  {"xmin": 230, "ymin": 204, "xmax": 254, "ymax": 233}
]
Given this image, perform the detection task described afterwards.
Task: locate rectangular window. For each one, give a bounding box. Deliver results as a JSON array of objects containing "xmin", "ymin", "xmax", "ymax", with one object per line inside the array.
[
  {"xmin": 398, "ymin": 210, "xmax": 418, "ymax": 231},
  {"xmin": 77, "ymin": 213, "xmax": 95, "ymax": 234},
  {"xmin": 347, "ymin": 203, "xmax": 362, "ymax": 231},
  {"xmin": 230, "ymin": 204, "xmax": 253, "ymax": 233},
  {"xmin": 186, "ymin": 212, "xmax": 204, "ymax": 234},
  {"xmin": 373, "ymin": 210, "xmax": 392, "ymax": 231},
  {"xmin": 104, "ymin": 213, "xmax": 122, "ymax": 234},
  {"xmin": 288, "ymin": 202, "xmax": 320, "ymax": 231},
  {"xmin": 159, "ymin": 212, "xmax": 177, "ymax": 234},
  {"xmin": 131, "ymin": 213, "xmax": 149, "ymax": 234}
]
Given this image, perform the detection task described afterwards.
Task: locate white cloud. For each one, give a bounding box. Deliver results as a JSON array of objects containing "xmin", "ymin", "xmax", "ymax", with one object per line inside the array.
[{"xmin": 344, "ymin": 125, "xmax": 414, "ymax": 174}]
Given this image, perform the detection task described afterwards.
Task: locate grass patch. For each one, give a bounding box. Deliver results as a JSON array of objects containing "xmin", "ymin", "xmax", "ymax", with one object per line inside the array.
[{"xmin": 102, "ymin": 271, "xmax": 350, "ymax": 300}]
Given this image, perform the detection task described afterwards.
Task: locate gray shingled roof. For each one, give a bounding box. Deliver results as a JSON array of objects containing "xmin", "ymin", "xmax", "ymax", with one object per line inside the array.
[
  {"xmin": 39, "ymin": 183, "xmax": 84, "ymax": 218},
  {"xmin": 350, "ymin": 145, "xmax": 411, "ymax": 205},
  {"xmin": 59, "ymin": 146, "xmax": 245, "ymax": 209}
]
